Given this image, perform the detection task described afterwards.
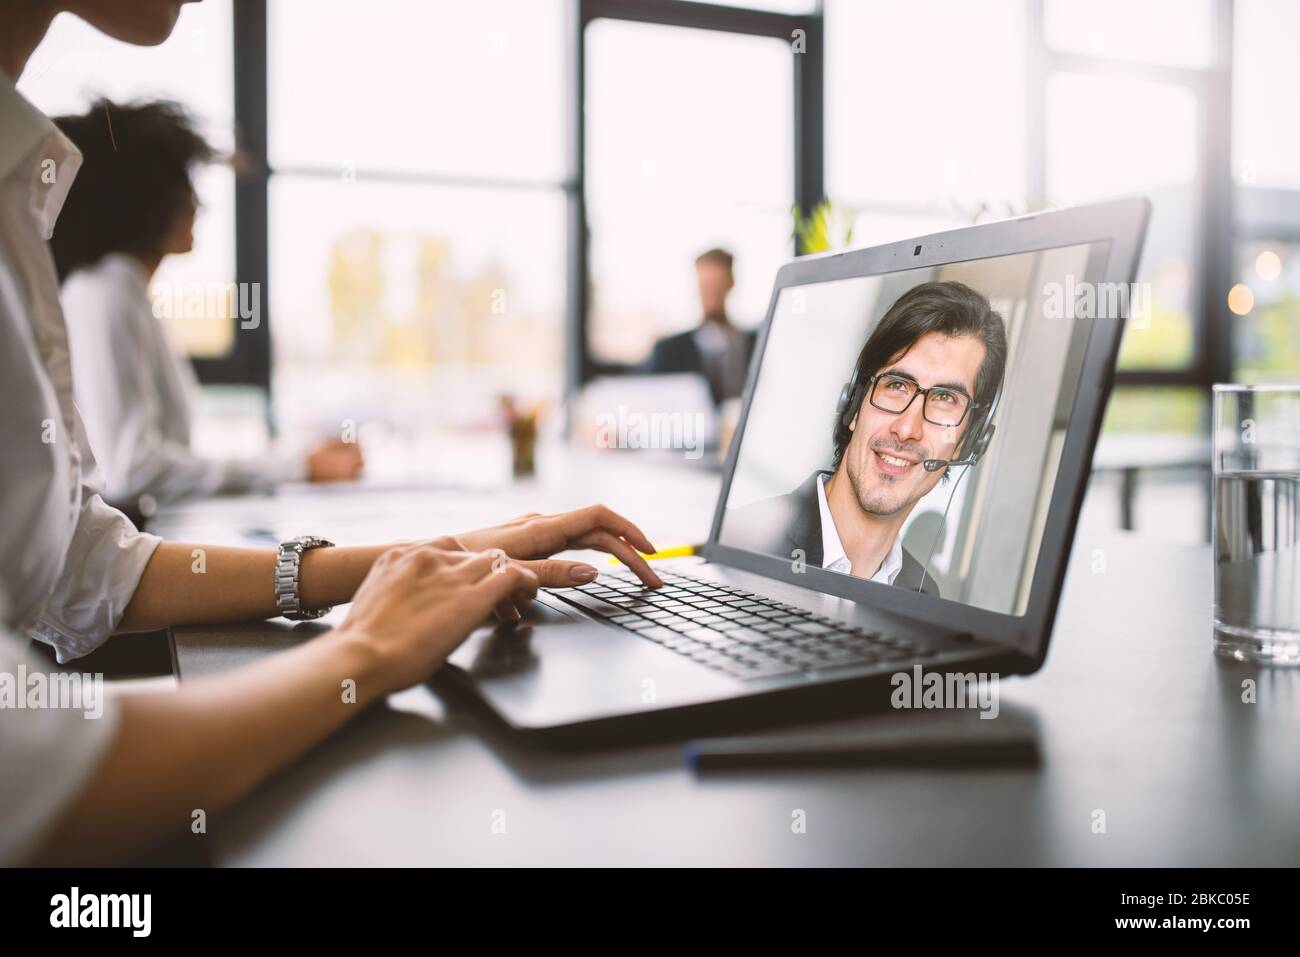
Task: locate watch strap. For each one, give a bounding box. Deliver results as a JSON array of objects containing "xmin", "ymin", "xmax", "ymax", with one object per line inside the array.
[{"xmin": 275, "ymin": 535, "xmax": 336, "ymax": 621}]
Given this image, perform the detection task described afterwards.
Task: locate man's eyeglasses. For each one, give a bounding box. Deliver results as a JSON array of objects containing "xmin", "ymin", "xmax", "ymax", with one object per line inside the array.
[{"xmin": 867, "ymin": 373, "xmax": 976, "ymax": 428}]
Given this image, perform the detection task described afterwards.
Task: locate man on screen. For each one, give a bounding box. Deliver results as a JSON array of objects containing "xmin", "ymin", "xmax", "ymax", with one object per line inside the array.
[{"xmin": 730, "ymin": 281, "xmax": 1007, "ymax": 597}]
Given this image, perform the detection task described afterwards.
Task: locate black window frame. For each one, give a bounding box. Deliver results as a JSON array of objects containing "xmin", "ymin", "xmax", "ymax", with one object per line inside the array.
[{"xmin": 193, "ymin": 0, "xmax": 270, "ymax": 394}]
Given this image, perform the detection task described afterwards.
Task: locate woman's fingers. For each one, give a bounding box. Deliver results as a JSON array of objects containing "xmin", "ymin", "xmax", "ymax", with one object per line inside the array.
[
  {"xmin": 519, "ymin": 558, "xmax": 599, "ymax": 588},
  {"xmin": 449, "ymin": 548, "xmax": 510, "ymax": 580},
  {"xmin": 471, "ymin": 561, "xmax": 539, "ymax": 612},
  {"xmin": 572, "ymin": 529, "xmax": 663, "ymax": 588},
  {"xmin": 411, "ymin": 549, "xmax": 532, "ymax": 621},
  {"xmin": 563, "ymin": 505, "xmax": 657, "ymax": 555}
]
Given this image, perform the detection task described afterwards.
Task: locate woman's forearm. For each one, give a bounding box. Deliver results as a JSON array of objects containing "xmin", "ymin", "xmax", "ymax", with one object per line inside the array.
[
  {"xmin": 117, "ymin": 541, "xmax": 390, "ymax": 633},
  {"xmin": 34, "ymin": 627, "xmax": 386, "ymax": 864}
]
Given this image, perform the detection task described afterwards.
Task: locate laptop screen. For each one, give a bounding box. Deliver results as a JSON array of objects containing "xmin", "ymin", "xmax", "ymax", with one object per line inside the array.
[{"xmin": 717, "ymin": 239, "xmax": 1120, "ymax": 616}]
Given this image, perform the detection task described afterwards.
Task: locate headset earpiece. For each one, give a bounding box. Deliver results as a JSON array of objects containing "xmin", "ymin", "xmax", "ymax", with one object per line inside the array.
[
  {"xmin": 956, "ymin": 381, "xmax": 1003, "ymax": 465},
  {"xmin": 835, "ymin": 384, "xmax": 851, "ymax": 425},
  {"xmin": 837, "ymin": 368, "xmax": 863, "ymax": 430}
]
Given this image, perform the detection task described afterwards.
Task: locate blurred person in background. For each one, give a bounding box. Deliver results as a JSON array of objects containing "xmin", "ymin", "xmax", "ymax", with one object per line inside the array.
[
  {"xmin": 645, "ymin": 247, "xmax": 756, "ymax": 405},
  {"xmin": 52, "ymin": 97, "xmax": 362, "ymax": 516}
]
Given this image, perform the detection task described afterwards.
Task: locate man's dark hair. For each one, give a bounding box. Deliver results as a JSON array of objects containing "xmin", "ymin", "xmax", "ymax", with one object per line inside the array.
[
  {"xmin": 50, "ymin": 98, "xmax": 216, "ymax": 282},
  {"xmin": 831, "ymin": 280, "xmax": 1007, "ymax": 468},
  {"xmin": 695, "ymin": 247, "xmax": 734, "ymax": 274}
]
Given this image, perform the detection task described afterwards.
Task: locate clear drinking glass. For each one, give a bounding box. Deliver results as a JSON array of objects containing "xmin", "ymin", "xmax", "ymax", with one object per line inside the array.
[{"xmin": 1212, "ymin": 384, "xmax": 1300, "ymax": 664}]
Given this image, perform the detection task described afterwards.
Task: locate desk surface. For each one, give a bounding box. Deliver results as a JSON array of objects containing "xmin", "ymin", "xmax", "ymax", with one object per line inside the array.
[{"xmin": 157, "ymin": 448, "xmax": 1299, "ymax": 866}]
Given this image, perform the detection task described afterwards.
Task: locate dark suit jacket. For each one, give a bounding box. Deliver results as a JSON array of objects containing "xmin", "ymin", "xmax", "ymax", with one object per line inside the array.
[
  {"xmin": 725, "ymin": 471, "xmax": 942, "ymax": 597},
  {"xmin": 647, "ymin": 325, "xmax": 757, "ymax": 404}
]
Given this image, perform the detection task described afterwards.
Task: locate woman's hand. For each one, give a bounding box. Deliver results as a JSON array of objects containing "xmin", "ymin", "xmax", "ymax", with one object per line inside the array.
[
  {"xmin": 455, "ymin": 504, "xmax": 663, "ymax": 589},
  {"xmin": 306, "ymin": 439, "xmax": 364, "ymax": 482},
  {"xmin": 333, "ymin": 538, "xmax": 539, "ymax": 694}
]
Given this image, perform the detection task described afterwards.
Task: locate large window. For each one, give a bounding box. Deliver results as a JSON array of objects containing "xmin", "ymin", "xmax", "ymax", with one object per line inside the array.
[
  {"xmin": 1231, "ymin": 240, "xmax": 1300, "ymax": 381},
  {"xmin": 1044, "ymin": 0, "xmax": 1216, "ymax": 68},
  {"xmin": 1231, "ymin": 0, "xmax": 1300, "ymax": 386},
  {"xmin": 1232, "ymin": 0, "xmax": 1300, "ymax": 190},
  {"xmin": 584, "ymin": 19, "xmax": 793, "ymax": 363},
  {"xmin": 1035, "ymin": 0, "xmax": 1230, "ymax": 543},
  {"xmin": 266, "ymin": 0, "xmax": 568, "ymax": 434},
  {"xmin": 825, "ymin": 0, "xmax": 1028, "ymax": 243},
  {"xmin": 1045, "ymin": 71, "xmax": 1199, "ymax": 371},
  {"xmin": 1039, "ymin": 0, "xmax": 1227, "ymax": 380}
]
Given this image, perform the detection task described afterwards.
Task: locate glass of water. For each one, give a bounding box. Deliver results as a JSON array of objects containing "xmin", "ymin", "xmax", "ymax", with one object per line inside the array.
[{"xmin": 1213, "ymin": 384, "xmax": 1300, "ymax": 664}]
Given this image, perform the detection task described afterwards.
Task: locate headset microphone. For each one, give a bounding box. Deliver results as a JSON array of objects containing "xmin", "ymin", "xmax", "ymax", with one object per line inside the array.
[
  {"xmin": 922, "ymin": 454, "xmax": 976, "ymax": 472},
  {"xmin": 921, "ymin": 420, "xmax": 998, "ymax": 471}
]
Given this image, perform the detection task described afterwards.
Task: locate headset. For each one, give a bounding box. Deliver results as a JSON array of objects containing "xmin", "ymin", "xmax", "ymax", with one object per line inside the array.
[{"xmin": 834, "ymin": 362, "xmax": 1003, "ymax": 472}]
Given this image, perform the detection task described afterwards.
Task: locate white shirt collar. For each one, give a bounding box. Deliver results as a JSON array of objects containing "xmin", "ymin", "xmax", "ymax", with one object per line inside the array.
[
  {"xmin": 0, "ymin": 70, "xmax": 82, "ymax": 240},
  {"xmin": 816, "ymin": 473, "xmax": 903, "ymax": 584},
  {"xmin": 693, "ymin": 320, "xmax": 730, "ymax": 354}
]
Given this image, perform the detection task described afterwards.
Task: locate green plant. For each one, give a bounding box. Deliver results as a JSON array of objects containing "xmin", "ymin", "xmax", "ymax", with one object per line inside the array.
[{"xmin": 792, "ymin": 199, "xmax": 853, "ymax": 254}]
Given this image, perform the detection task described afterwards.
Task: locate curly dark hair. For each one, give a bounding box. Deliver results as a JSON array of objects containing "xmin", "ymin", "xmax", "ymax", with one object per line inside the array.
[
  {"xmin": 50, "ymin": 98, "xmax": 216, "ymax": 281},
  {"xmin": 831, "ymin": 280, "xmax": 1008, "ymax": 469}
]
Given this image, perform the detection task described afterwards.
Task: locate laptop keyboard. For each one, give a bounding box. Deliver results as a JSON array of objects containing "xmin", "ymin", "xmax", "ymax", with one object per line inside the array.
[{"xmin": 548, "ymin": 569, "xmax": 935, "ymax": 681}]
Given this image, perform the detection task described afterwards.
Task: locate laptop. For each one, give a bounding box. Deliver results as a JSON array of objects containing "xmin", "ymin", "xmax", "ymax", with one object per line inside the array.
[{"xmin": 440, "ymin": 197, "xmax": 1150, "ymax": 744}]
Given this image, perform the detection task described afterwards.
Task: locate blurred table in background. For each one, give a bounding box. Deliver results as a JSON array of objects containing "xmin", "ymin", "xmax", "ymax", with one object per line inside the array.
[
  {"xmin": 1092, "ymin": 432, "xmax": 1212, "ymax": 538},
  {"xmin": 150, "ymin": 439, "xmax": 723, "ymax": 552}
]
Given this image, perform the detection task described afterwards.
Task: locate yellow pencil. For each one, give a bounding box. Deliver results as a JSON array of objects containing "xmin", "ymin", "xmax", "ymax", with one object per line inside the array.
[{"xmin": 609, "ymin": 544, "xmax": 698, "ymax": 563}]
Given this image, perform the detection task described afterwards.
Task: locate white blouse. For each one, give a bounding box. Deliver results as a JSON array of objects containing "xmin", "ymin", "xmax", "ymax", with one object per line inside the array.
[
  {"xmin": 0, "ymin": 75, "xmax": 155, "ymax": 862},
  {"xmin": 62, "ymin": 254, "xmax": 304, "ymax": 508}
]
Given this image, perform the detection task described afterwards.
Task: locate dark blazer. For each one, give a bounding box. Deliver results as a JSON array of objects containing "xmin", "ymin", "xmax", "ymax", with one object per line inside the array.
[
  {"xmin": 725, "ymin": 471, "xmax": 942, "ymax": 597},
  {"xmin": 647, "ymin": 325, "xmax": 757, "ymax": 404}
]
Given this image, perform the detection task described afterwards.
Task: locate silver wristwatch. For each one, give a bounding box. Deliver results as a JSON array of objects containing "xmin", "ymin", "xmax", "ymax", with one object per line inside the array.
[{"xmin": 274, "ymin": 535, "xmax": 336, "ymax": 621}]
